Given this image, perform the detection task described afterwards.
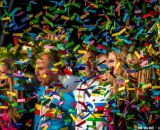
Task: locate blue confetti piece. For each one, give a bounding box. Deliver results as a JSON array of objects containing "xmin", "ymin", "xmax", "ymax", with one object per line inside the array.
[
  {"xmin": 111, "ymin": 47, "xmax": 120, "ymax": 53},
  {"xmin": 27, "ymin": 48, "xmax": 32, "ymax": 58},
  {"xmin": 123, "ymin": 13, "xmax": 128, "ymax": 22}
]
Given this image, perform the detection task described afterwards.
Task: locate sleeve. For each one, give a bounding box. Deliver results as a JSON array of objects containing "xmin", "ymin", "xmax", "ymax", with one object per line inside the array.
[{"xmin": 61, "ymin": 92, "xmax": 76, "ymax": 115}]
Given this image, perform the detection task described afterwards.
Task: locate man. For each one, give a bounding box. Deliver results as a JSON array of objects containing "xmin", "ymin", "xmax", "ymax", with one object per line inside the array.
[
  {"xmin": 34, "ymin": 51, "xmax": 76, "ymax": 130},
  {"xmin": 74, "ymin": 49, "xmax": 111, "ymax": 130}
]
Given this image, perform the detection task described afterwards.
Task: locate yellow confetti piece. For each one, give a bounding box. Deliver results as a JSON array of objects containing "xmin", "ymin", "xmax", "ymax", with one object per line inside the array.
[
  {"xmin": 60, "ymin": 127, "xmax": 68, "ymax": 130},
  {"xmin": 61, "ymin": 15, "xmax": 70, "ymax": 21},
  {"xmin": 134, "ymin": 51, "xmax": 141, "ymax": 59},
  {"xmin": 89, "ymin": 114, "xmax": 103, "ymax": 118},
  {"xmin": 35, "ymin": 104, "xmax": 41, "ymax": 110},
  {"xmin": 24, "ymin": 73, "xmax": 33, "ymax": 78},
  {"xmin": 80, "ymin": 12, "xmax": 89, "ymax": 19},
  {"xmin": 51, "ymin": 68, "xmax": 59, "ymax": 72},
  {"xmin": 148, "ymin": 44, "xmax": 152, "ymax": 50},
  {"xmin": 2, "ymin": 17, "xmax": 11, "ymax": 22},
  {"xmin": 42, "ymin": 125, "xmax": 48, "ymax": 130},
  {"xmin": 78, "ymin": 50, "xmax": 87, "ymax": 54},
  {"xmin": 142, "ymin": 83, "xmax": 152, "ymax": 90},
  {"xmin": 70, "ymin": 114, "xmax": 77, "ymax": 122},
  {"xmin": 0, "ymin": 1, "xmax": 3, "ymax": 7},
  {"xmin": 35, "ymin": 11, "xmax": 43, "ymax": 18},
  {"xmin": 127, "ymin": 88, "xmax": 135, "ymax": 91},
  {"xmin": 6, "ymin": 91, "xmax": 16, "ymax": 96},
  {"xmin": 12, "ymin": 33, "xmax": 23, "ymax": 37},
  {"xmin": 118, "ymin": 28, "xmax": 126, "ymax": 35},
  {"xmin": 25, "ymin": 27, "xmax": 32, "ymax": 33},
  {"xmin": 118, "ymin": 98, "xmax": 125, "ymax": 101},
  {"xmin": 0, "ymin": 76, "xmax": 8, "ymax": 80},
  {"xmin": 152, "ymin": 86, "xmax": 160, "ymax": 89},
  {"xmin": 118, "ymin": 86, "xmax": 125, "ymax": 91},
  {"xmin": 112, "ymin": 28, "xmax": 126, "ymax": 37},
  {"xmin": 124, "ymin": 80, "xmax": 129, "ymax": 83},
  {"xmin": 111, "ymin": 32, "xmax": 119, "ymax": 37},
  {"xmin": 13, "ymin": 45, "xmax": 20, "ymax": 54},
  {"xmin": 43, "ymin": 95, "xmax": 50, "ymax": 99},
  {"xmin": 0, "ymin": 106, "xmax": 8, "ymax": 109},
  {"xmin": 50, "ymin": 108, "xmax": 56, "ymax": 114},
  {"xmin": 32, "ymin": 24, "xmax": 40, "ymax": 28},
  {"xmin": 149, "ymin": 115, "xmax": 152, "ymax": 123},
  {"xmin": 116, "ymin": 62, "xmax": 120, "ymax": 69},
  {"xmin": 42, "ymin": 73, "xmax": 47, "ymax": 78},
  {"xmin": 54, "ymin": 62, "xmax": 61, "ymax": 66}
]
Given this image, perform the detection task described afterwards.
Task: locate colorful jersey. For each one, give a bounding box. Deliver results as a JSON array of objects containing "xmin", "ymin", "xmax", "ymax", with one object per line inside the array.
[{"xmin": 34, "ymin": 84, "xmax": 76, "ymax": 130}]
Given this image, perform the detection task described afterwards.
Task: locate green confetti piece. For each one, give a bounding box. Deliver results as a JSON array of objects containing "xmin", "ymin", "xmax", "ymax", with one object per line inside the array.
[
  {"xmin": 116, "ymin": 113, "xmax": 125, "ymax": 118},
  {"xmin": 66, "ymin": 41, "xmax": 74, "ymax": 49},
  {"xmin": 31, "ymin": 19, "xmax": 39, "ymax": 24},
  {"xmin": 70, "ymin": 13, "xmax": 77, "ymax": 21},
  {"xmin": 55, "ymin": 10, "xmax": 66, "ymax": 14},
  {"xmin": 18, "ymin": 109, "xmax": 26, "ymax": 113},
  {"xmin": 106, "ymin": 21, "xmax": 111, "ymax": 30},
  {"xmin": 30, "ymin": 108, "xmax": 36, "ymax": 113},
  {"xmin": 42, "ymin": 99, "xmax": 51, "ymax": 106},
  {"xmin": 87, "ymin": 117, "xmax": 104, "ymax": 121},
  {"xmin": 71, "ymin": 2, "xmax": 81, "ymax": 8},
  {"xmin": 73, "ymin": 44, "xmax": 81, "ymax": 52},
  {"xmin": 43, "ymin": 16, "xmax": 54, "ymax": 27},
  {"xmin": 46, "ymin": 13, "xmax": 54, "ymax": 19},
  {"xmin": 121, "ymin": 0, "xmax": 125, "ymax": 8},
  {"xmin": 48, "ymin": 7, "xmax": 56, "ymax": 11},
  {"xmin": 142, "ymin": 2, "xmax": 146, "ymax": 14},
  {"xmin": 64, "ymin": 118, "xmax": 72, "ymax": 123},
  {"xmin": 89, "ymin": 46, "xmax": 97, "ymax": 51},
  {"xmin": 72, "ymin": 25, "xmax": 79, "ymax": 29},
  {"xmin": 54, "ymin": 109, "xmax": 59, "ymax": 118},
  {"xmin": 11, "ymin": 102, "xmax": 18, "ymax": 107}
]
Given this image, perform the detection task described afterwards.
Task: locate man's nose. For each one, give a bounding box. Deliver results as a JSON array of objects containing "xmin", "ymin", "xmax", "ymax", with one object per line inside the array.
[
  {"xmin": 127, "ymin": 59, "xmax": 132, "ymax": 64},
  {"xmin": 107, "ymin": 63, "xmax": 112, "ymax": 68},
  {"xmin": 36, "ymin": 71, "xmax": 42, "ymax": 77}
]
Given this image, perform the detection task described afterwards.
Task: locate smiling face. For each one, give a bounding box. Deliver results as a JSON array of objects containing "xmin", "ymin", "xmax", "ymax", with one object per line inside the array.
[
  {"xmin": 0, "ymin": 63, "xmax": 9, "ymax": 88},
  {"xmin": 79, "ymin": 51, "xmax": 95, "ymax": 77},
  {"xmin": 107, "ymin": 51, "xmax": 117, "ymax": 75},
  {"xmin": 35, "ymin": 54, "xmax": 58, "ymax": 86},
  {"xmin": 97, "ymin": 55, "xmax": 109, "ymax": 81},
  {"xmin": 126, "ymin": 53, "xmax": 138, "ymax": 66},
  {"xmin": 126, "ymin": 53, "xmax": 138, "ymax": 79}
]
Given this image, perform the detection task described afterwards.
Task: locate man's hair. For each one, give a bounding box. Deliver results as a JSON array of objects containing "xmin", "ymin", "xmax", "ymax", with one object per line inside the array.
[
  {"xmin": 36, "ymin": 50, "xmax": 59, "ymax": 62},
  {"xmin": 36, "ymin": 50, "xmax": 61, "ymax": 71}
]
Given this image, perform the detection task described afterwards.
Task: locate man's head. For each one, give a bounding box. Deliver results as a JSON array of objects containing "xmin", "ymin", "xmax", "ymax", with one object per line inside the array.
[
  {"xmin": 97, "ymin": 54, "xmax": 109, "ymax": 81},
  {"xmin": 0, "ymin": 62, "xmax": 10, "ymax": 88},
  {"xmin": 35, "ymin": 51, "xmax": 59, "ymax": 86},
  {"xmin": 78, "ymin": 50, "xmax": 96, "ymax": 77}
]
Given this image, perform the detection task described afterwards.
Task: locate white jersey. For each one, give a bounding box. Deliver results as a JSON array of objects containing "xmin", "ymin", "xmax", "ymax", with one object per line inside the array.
[{"xmin": 73, "ymin": 78, "xmax": 111, "ymax": 130}]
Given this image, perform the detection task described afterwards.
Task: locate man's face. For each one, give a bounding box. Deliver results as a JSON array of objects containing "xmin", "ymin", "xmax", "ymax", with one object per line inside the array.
[
  {"xmin": 107, "ymin": 51, "xmax": 117, "ymax": 75},
  {"xmin": 97, "ymin": 55, "xmax": 109, "ymax": 81},
  {"xmin": 79, "ymin": 51, "xmax": 95, "ymax": 77},
  {"xmin": 126, "ymin": 53, "xmax": 137, "ymax": 66},
  {"xmin": 126, "ymin": 53, "xmax": 138, "ymax": 79},
  {"xmin": 35, "ymin": 54, "xmax": 56, "ymax": 86},
  {"xmin": 0, "ymin": 64, "xmax": 9, "ymax": 88},
  {"xmin": 156, "ymin": 68, "xmax": 160, "ymax": 76}
]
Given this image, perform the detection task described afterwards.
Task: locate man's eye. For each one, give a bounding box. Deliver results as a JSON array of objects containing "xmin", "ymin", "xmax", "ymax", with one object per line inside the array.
[{"xmin": 109, "ymin": 60, "xmax": 114, "ymax": 63}]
